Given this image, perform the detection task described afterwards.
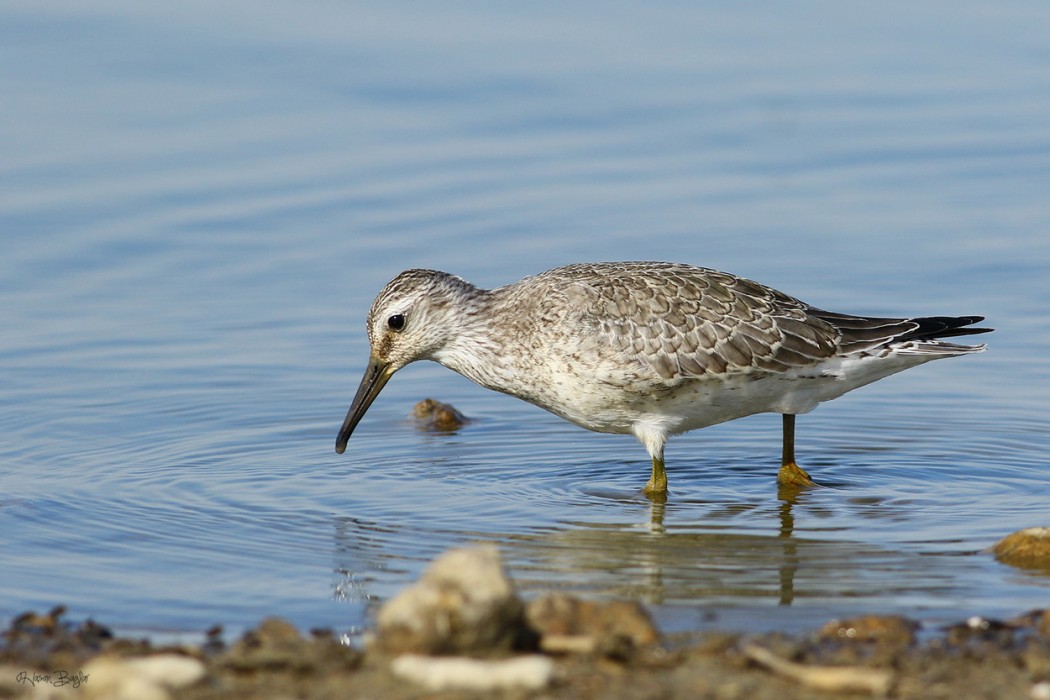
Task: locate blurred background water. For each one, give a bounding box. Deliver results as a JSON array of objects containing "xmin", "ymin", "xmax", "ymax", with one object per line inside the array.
[{"xmin": 2, "ymin": 1, "xmax": 1049, "ymax": 640}]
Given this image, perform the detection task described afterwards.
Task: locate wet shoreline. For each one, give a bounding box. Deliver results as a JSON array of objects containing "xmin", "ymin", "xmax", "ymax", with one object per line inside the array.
[
  {"xmin": 4, "ymin": 544, "xmax": 1050, "ymax": 699},
  {"xmin": 3, "ymin": 608, "xmax": 1049, "ymax": 699}
]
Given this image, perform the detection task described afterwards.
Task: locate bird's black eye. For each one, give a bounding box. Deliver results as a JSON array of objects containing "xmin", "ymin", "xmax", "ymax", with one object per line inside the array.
[{"xmin": 387, "ymin": 314, "xmax": 406, "ymax": 331}]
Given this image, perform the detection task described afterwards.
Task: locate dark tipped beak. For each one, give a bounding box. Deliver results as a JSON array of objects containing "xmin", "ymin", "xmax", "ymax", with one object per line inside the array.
[{"xmin": 335, "ymin": 357, "xmax": 393, "ymax": 454}]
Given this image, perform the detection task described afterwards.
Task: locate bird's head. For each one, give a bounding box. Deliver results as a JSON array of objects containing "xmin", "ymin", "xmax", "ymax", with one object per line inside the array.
[{"xmin": 335, "ymin": 269, "xmax": 474, "ymax": 454}]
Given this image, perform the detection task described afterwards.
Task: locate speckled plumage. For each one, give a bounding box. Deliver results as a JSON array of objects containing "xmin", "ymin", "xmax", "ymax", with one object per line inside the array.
[{"xmin": 336, "ymin": 262, "xmax": 990, "ymax": 494}]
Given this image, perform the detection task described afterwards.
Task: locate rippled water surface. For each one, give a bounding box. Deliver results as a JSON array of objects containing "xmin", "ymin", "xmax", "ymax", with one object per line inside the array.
[{"xmin": 3, "ymin": 2, "xmax": 1050, "ymax": 638}]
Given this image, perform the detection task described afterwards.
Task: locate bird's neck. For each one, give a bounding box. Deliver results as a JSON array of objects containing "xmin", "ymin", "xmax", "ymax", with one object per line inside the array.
[{"xmin": 431, "ymin": 288, "xmax": 525, "ymax": 394}]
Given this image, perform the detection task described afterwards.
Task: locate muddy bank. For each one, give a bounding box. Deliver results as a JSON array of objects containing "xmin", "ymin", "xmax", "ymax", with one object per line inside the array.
[{"xmin": 3, "ymin": 545, "xmax": 1050, "ymax": 699}]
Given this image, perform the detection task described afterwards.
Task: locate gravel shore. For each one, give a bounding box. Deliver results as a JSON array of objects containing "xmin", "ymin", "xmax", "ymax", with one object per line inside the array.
[{"xmin": 4, "ymin": 544, "xmax": 1049, "ymax": 699}]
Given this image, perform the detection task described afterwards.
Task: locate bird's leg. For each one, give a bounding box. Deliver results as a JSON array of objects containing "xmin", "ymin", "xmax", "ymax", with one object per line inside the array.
[
  {"xmin": 643, "ymin": 454, "xmax": 668, "ymax": 498},
  {"xmin": 777, "ymin": 414, "xmax": 815, "ymax": 487}
]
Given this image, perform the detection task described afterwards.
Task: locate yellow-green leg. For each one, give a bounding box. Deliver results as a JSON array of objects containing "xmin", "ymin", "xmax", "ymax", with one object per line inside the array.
[
  {"xmin": 643, "ymin": 455, "xmax": 668, "ymax": 497},
  {"xmin": 777, "ymin": 414, "xmax": 815, "ymax": 487}
]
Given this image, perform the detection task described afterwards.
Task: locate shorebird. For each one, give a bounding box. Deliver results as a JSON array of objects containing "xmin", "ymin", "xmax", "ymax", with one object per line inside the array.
[{"xmin": 335, "ymin": 262, "xmax": 990, "ymax": 495}]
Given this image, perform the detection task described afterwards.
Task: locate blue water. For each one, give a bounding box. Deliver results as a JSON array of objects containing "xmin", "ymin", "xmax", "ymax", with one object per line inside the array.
[{"xmin": 2, "ymin": 2, "xmax": 1049, "ymax": 639}]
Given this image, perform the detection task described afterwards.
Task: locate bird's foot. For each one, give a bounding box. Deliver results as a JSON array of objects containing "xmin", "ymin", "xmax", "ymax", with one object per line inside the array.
[
  {"xmin": 642, "ymin": 485, "xmax": 668, "ymax": 505},
  {"xmin": 643, "ymin": 458, "xmax": 668, "ymax": 502},
  {"xmin": 777, "ymin": 461, "xmax": 816, "ymax": 488},
  {"xmin": 643, "ymin": 475, "xmax": 668, "ymax": 501}
]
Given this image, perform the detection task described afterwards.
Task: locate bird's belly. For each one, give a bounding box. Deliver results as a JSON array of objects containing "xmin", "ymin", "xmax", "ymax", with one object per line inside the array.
[
  {"xmin": 527, "ymin": 369, "xmax": 862, "ymax": 436},
  {"xmin": 502, "ymin": 352, "xmax": 929, "ymax": 437}
]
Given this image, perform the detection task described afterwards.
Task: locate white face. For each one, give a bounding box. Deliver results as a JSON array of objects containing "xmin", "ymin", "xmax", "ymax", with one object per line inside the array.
[{"xmin": 366, "ymin": 278, "xmax": 451, "ymax": 371}]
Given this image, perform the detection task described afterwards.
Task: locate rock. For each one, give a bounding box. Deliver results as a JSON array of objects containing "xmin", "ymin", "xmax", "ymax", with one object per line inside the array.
[
  {"xmin": 818, "ymin": 615, "xmax": 918, "ymax": 646},
  {"xmin": 373, "ymin": 545, "xmax": 529, "ymax": 655},
  {"xmin": 224, "ymin": 617, "xmax": 305, "ymax": 671},
  {"xmin": 994, "ymin": 528, "xmax": 1050, "ymax": 569},
  {"xmin": 526, "ymin": 592, "xmax": 660, "ymax": 657},
  {"xmin": 1011, "ymin": 609, "xmax": 1050, "ymax": 637},
  {"xmin": 251, "ymin": 617, "xmax": 301, "ymax": 643},
  {"xmin": 3, "ymin": 606, "xmax": 116, "ymax": 668},
  {"xmin": 944, "ymin": 616, "xmax": 1015, "ymax": 646},
  {"xmin": 222, "ymin": 617, "xmax": 359, "ymax": 673},
  {"xmin": 412, "ymin": 398, "xmax": 468, "ymax": 432},
  {"xmin": 390, "ymin": 653, "xmax": 554, "ymax": 692},
  {"xmin": 83, "ymin": 653, "xmax": 205, "ymax": 700}
]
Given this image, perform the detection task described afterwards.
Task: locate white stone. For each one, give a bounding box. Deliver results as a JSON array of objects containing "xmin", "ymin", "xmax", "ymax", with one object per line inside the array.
[
  {"xmin": 83, "ymin": 654, "xmax": 205, "ymax": 700},
  {"xmin": 375, "ymin": 544, "xmax": 523, "ymax": 653},
  {"xmin": 391, "ymin": 654, "xmax": 553, "ymax": 692}
]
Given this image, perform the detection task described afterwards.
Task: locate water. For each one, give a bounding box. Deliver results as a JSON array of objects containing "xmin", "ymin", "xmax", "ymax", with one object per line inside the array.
[{"xmin": 2, "ymin": 1, "xmax": 1049, "ymax": 639}]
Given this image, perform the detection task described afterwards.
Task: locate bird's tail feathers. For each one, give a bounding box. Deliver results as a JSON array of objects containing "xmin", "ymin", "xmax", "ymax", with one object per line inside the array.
[{"xmin": 813, "ymin": 311, "xmax": 992, "ymax": 357}]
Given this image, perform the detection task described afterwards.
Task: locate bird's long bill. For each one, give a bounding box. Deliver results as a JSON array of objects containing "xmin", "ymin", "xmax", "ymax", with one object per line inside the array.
[{"xmin": 335, "ymin": 357, "xmax": 393, "ymax": 454}]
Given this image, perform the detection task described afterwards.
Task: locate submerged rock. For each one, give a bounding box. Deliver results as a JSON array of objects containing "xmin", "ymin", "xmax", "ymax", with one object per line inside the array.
[
  {"xmin": 372, "ymin": 544, "xmax": 530, "ymax": 655},
  {"xmin": 412, "ymin": 398, "xmax": 469, "ymax": 432},
  {"xmin": 994, "ymin": 527, "xmax": 1050, "ymax": 570}
]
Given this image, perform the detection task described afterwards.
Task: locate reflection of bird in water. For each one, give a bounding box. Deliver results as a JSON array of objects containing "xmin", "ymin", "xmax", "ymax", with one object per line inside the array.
[{"xmin": 336, "ymin": 262, "xmax": 991, "ymax": 497}]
